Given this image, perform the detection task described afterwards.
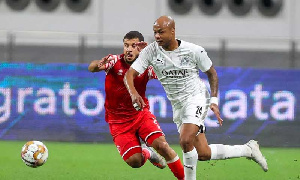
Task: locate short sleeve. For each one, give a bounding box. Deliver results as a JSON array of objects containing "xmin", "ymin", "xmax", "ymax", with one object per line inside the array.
[
  {"xmin": 131, "ymin": 45, "xmax": 153, "ymax": 74},
  {"xmin": 195, "ymin": 47, "xmax": 212, "ymax": 72}
]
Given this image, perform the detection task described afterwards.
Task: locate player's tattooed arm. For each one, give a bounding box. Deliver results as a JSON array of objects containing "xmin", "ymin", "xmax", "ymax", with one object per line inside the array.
[
  {"xmin": 88, "ymin": 54, "xmax": 113, "ymax": 72},
  {"xmin": 205, "ymin": 65, "xmax": 218, "ymax": 98},
  {"xmin": 205, "ymin": 66, "xmax": 223, "ymax": 126}
]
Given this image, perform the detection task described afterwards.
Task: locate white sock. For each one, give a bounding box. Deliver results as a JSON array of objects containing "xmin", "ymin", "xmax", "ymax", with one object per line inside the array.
[
  {"xmin": 183, "ymin": 148, "xmax": 198, "ymax": 180},
  {"xmin": 209, "ymin": 144, "xmax": 252, "ymax": 160}
]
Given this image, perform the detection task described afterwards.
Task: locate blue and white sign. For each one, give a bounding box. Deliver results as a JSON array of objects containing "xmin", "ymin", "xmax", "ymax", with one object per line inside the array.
[{"xmin": 0, "ymin": 63, "xmax": 299, "ymax": 146}]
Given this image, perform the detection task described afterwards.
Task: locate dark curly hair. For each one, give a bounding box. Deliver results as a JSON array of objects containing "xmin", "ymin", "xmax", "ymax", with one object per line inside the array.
[{"xmin": 123, "ymin": 31, "xmax": 144, "ymax": 42}]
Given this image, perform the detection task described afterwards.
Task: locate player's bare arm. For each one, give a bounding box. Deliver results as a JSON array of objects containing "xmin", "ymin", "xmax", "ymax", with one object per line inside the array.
[
  {"xmin": 88, "ymin": 54, "xmax": 112, "ymax": 72},
  {"xmin": 124, "ymin": 67, "xmax": 146, "ymax": 110},
  {"xmin": 205, "ymin": 65, "xmax": 223, "ymax": 126}
]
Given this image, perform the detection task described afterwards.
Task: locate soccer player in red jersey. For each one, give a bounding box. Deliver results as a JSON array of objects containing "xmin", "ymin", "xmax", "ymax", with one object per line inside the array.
[{"xmin": 88, "ymin": 31, "xmax": 184, "ymax": 180}]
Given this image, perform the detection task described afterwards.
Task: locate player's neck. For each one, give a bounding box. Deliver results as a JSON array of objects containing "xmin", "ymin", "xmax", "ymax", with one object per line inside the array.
[
  {"xmin": 125, "ymin": 60, "xmax": 133, "ymax": 65},
  {"xmin": 124, "ymin": 57, "xmax": 134, "ymax": 65},
  {"xmin": 162, "ymin": 39, "xmax": 179, "ymax": 51}
]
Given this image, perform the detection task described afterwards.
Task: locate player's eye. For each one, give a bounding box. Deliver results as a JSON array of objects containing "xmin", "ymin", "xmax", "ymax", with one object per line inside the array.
[{"xmin": 154, "ymin": 30, "xmax": 163, "ymax": 36}]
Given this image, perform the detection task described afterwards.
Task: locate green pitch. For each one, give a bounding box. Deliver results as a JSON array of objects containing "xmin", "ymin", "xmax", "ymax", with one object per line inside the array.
[{"xmin": 0, "ymin": 141, "xmax": 299, "ymax": 180}]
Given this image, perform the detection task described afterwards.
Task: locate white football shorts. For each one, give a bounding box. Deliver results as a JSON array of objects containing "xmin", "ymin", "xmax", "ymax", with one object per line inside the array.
[{"xmin": 172, "ymin": 92, "xmax": 210, "ymax": 134}]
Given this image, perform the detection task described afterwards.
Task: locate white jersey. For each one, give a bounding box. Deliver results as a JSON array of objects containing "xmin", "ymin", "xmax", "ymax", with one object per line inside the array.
[{"xmin": 131, "ymin": 40, "xmax": 212, "ymax": 106}]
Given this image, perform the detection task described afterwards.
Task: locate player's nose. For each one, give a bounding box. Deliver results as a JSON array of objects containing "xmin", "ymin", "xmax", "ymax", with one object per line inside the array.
[
  {"xmin": 127, "ymin": 46, "xmax": 134, "ymax": 51},
  {"xmin": 154, "ymin": 33, "xmax": 160, "ymax": 40}
]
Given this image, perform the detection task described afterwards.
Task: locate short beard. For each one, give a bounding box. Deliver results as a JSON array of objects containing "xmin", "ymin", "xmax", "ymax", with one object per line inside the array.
[
  {"xmin": 124, "ymin": 57, "xmax": 135, "ymax": 65},
  {"xmin": 125, "ymin": 54, "xmax": 139, "ymax": 65},
  {"xmin": 125, "ymin": 59, "xmax": 134, "ymax": 65}
]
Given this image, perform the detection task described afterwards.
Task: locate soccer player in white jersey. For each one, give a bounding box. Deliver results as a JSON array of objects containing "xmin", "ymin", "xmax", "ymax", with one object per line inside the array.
[{"xmin": 124, "ymin": 16, "xmax": 268, "ymax": 179}]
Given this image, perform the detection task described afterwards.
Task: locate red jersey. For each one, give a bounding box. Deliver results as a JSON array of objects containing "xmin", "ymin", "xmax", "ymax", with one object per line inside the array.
[{"xmin": 104, "ymin": 54, "xmax": 157, "ymax": 123}]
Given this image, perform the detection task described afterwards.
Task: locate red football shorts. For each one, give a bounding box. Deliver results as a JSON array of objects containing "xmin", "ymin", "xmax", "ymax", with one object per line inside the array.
[{"xmin": 109, "ymin": 109, "xmax": 164, "ymax": 161}]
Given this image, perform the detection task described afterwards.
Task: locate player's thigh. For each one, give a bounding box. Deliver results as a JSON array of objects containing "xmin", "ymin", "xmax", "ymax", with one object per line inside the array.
[
  {"xmin": 138, "ymin": 111, "xmax": 164, "ymax": 146},
  {"xmin": 177, "ymin": 94, "xmax": 209, "ymax": 135},
  {"xmin": 179, "ymin": 98, "xmax": 209, "ymax": 141},
  {"xmin": 112, "ymin": 128, "xmax": 142, "ymax": 161}
]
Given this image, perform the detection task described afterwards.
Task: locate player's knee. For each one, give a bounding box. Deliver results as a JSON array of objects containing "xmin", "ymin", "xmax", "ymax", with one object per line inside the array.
[
  {"xmin": 126, "ymin": 159, "xmax": 142, "ymax": 168},
  {"xmin": 179, "ymin": 137, "xmax": 194, "ymax": 152},
  {"xmin": 198, "ymin": 153, "xmax": 210, "ymax": 161},
  {"xmin": 153, "ymin": 141, "xmax": 169, "ymax": 153},
  {"xmin": 125, "ymin": 154, "xmax": 143, "ymax": 168},
  {"xmin": 197, "ymin": 146, "xmax": 211, "ymax": 161}
]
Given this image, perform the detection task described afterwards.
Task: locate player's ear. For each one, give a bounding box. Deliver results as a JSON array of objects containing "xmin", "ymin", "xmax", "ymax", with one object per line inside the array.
[{"xmin": 171, "ymin": 28, "xmax": 175, "ymax": 35}]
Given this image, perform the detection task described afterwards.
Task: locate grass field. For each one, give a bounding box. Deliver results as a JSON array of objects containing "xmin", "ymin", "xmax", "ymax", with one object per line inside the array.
[{"xmin": 0, "ymin": 141, "xmax": 299, "ymax": 180}]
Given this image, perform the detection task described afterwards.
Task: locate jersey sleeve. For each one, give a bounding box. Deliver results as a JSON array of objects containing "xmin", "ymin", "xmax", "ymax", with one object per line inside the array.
[
  {"xmin": 105, "ymin": 55, "xmax": 118, "ymax": 74},
  {"xmin": 131, "ymin": 45, "xmax": 153, "ymax": 74},
  {"xmin": 195, "ymin": 47, "xmax": 212, "ymax": 72}
]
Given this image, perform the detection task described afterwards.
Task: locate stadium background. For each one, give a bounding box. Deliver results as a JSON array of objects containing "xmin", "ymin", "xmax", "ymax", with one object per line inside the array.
[{"xmin": 0, "ymin": 0, "xmax": 299, "ymax": 179}]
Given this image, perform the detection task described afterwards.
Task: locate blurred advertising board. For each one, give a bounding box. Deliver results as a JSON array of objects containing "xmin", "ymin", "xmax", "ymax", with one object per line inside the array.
[{"xmin": 0, "ymin": 62, "xmax": 299, "ymax": 147}]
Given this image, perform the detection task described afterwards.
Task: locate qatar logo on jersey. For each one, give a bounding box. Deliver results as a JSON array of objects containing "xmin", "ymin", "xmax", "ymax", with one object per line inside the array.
[{"xmin": 161, "ymin": 69, "xmax": 189, "ymax": 78}]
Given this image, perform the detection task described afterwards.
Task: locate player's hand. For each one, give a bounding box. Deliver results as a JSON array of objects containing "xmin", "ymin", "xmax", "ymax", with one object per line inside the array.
[
  {"xmin": 98, "ymin": 54, "xmax": 113, "ymax": 68},
  {"xmin": 131, "ymin": 92, "xmax": 146, "ymax": 111},
  {"xmin": 210, "ymin": 103, "xmax": 223, "ymax": 126},
  {"xmin": 135, "ymin": 41, "xmax": 148, "ymax": 52}
]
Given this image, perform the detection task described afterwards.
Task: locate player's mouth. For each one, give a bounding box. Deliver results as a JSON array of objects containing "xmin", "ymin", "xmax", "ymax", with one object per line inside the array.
[
  {"xmin": 126, "ymin": 54, "xmax": 133, "ymax": 59},
  {"xmin": 156, "ymin": 40, "xmax": 163, "ymax": 45}
]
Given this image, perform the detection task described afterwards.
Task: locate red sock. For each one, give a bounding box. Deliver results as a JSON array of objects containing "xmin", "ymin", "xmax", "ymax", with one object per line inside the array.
[
  {"xmin": 167, "ymin": 156, "xmax": 185, "ymax": 180},
  {"xmin": 141, "ymin": 148, "xmax": 150, "ymax": 166}
]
